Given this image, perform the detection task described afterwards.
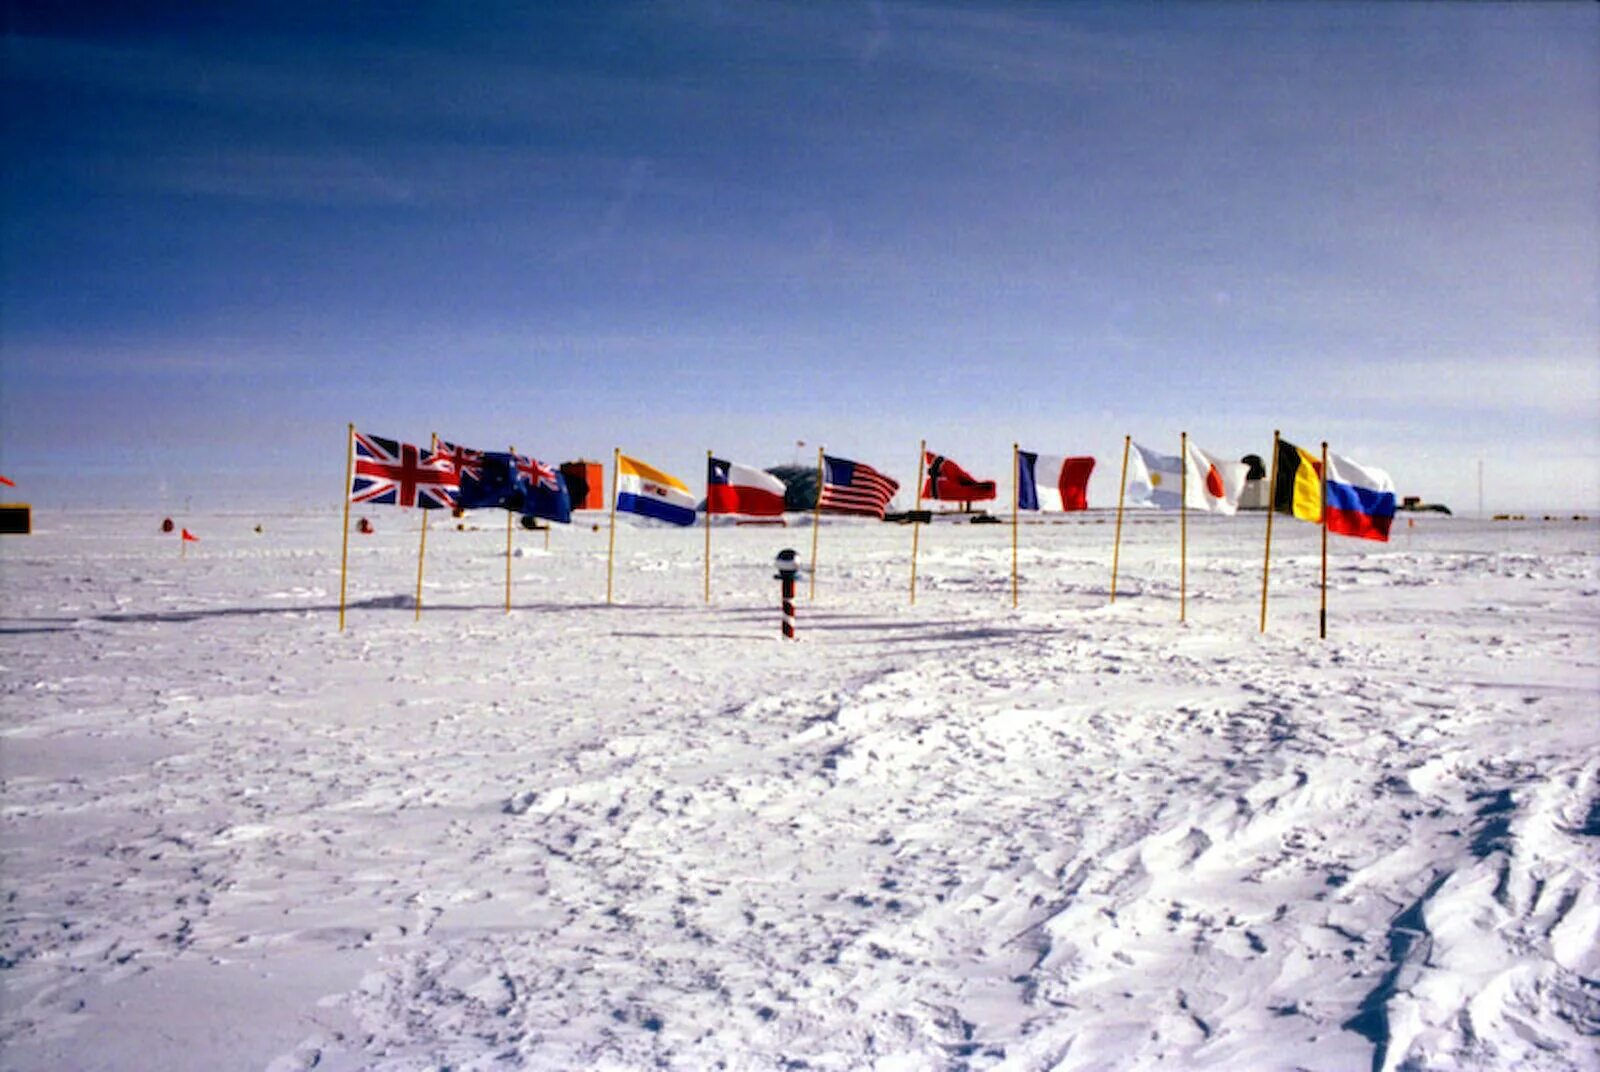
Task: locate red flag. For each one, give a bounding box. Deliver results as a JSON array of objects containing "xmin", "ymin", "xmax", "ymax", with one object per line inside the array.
[
  {"xmin": 181, "ymin": 528, "xmax": 199, "ymax": 542},
  {"xmin": 0, "ymin": 475, "xmax": 14, "ymax": 487},
  {"xmin": 922, "ymin": 451, "xmax": 996, "ymax": 503}
]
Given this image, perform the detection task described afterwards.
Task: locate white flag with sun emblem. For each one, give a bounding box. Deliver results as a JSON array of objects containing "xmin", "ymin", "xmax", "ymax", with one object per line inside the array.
[{"xmin": 1127, "ymin": 442, "xmax": 1186, "ymax": 509}]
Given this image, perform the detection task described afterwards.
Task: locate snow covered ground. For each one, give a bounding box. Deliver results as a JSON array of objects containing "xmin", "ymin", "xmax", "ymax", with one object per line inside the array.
[{"xmin": 2, "ymin": 508, "xmax": 1597, "ymax": 1071}]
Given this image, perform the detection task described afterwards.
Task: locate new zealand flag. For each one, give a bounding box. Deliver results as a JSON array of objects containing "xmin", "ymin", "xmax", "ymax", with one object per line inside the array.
[{"xmin": 457, "ymin": 451, "xmax": 572, "ymax": 523}]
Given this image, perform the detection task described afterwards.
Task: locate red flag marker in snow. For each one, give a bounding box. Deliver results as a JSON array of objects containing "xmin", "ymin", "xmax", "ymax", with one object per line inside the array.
[
  {"xmin": 180, "ymin": 528, "xmax": 198, "ymax": 558},
  {"xmin": 181, "ymin": 528, "xmax": 199, "ymax": 542}
]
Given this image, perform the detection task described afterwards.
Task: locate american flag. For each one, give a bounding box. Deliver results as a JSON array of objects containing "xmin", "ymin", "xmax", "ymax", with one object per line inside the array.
[
  {"xmin": 351, "ymin": 431, "xmax": 458, "ymax": 509},
  {"xmin": 818, "ymin": 454, "xmax": 899, "ymax": 518}
]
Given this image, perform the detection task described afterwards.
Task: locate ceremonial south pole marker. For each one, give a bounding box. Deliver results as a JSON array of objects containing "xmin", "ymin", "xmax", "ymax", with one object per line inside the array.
[{"xmin": 775, "ymin": 549, "xmax": 799, "ymax": 640}]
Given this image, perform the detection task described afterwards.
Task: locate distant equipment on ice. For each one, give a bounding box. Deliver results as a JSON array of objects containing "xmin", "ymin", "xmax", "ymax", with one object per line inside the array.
[{"xmin": 1, "ymin": 476, "xmax": 31, "ymax": 534}]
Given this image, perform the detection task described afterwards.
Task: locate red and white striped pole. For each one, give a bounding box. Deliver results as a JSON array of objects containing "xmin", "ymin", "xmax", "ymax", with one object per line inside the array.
[{"xmin": 776, "ymin": 549, "xmax": 799, "ymax": 640}]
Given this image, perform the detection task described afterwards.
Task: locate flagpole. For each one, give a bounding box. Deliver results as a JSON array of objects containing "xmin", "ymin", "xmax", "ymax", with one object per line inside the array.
[
  {"xmin": 1180, "ymin": 431, "xmax": 1188, "ymax": 623},
  {"xmin": 505, "ymin": 446, "xmax": 516, "ymax": 614},
  {"xmin": 1011, "ymin": 442, "xmax": 1020, "ymax": 608},
  {"xmin": 416, "ymin": 433, "xmax": 435, "ymax": 622},
  {"xmin": 704, "ymin": 449, "xmax": 712, "ymax": 604},
  {"xmin": 1110, "ymin": 435, "xmax": 1130, "ymax": 604},
  {"xmin": 339, "ymin": 422, "xmax": 354, "ymax": 632},
  {"xmin": 909, "ymin": 439, "xmax": 926, "ymax": 605},
  {"xmin": 1259, "ymin": 430, "xmax": 1280, "ymax": 633},
  {"xmin": 606, "ymin": 447, "xmax": 620, "ymax": 605},
  {"xmin": 808, "ymin": 447, "xmax": 824, "ymax": 602},
  {"xmin": 1319, "ymin": 440, "xmax": 1329, "ymax": 640}
]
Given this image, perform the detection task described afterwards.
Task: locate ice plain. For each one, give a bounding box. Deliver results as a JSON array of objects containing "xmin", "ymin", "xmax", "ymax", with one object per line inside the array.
[{"xmin": 1, "ymin": 508, "xmax": 1597, "ymax": 1071}]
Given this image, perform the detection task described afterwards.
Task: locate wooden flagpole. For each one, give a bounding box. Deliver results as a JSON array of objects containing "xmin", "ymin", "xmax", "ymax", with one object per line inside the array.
[
  {"xmin": 909, "ymin": 439, "xmax": 926, "ymax": 605},
  {"xmin": 1259, "ymin": 430, "xmax": 1280, "ymax": 633},
  {"xmin": 606, "ymin": 447, "xmax": 620, "ymax": 605},
  {"xmin": 1180, "ymin": 431, "xmax": 1189, "ymax": 623},
  {"xmin": 415, "ymin": 432, "xmax": 435, "ymax": 622},
  {"xmin": 505, "ymin": 446, "xmax": 516, "ymax": 614},
  {"xmin": 338, "ymin": 422, "xmax": 354, "ymax": 632},
  {"xmin": 1110, "ymin": 435, "xmax": 1130, "ymax": 604},
  {"xmin": 1319, "ymin": 440, "xmax": 1329, "ymax": 639},
  {"xmin": 808, "ymin": 447, "xmax": 824, "ymax": 601},
  {"xmin": 1011, "ymin": 442, "xmax": 1020, "ymax": 608},
  {"xmin": 704, "ymin": 449, "xmax": 713, "ymax": 604}
]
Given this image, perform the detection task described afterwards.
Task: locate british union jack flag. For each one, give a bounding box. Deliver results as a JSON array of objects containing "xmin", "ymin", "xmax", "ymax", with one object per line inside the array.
[
  {"xmin": 431, "ymin": 439, "xmax": 484, "ymax": 485},
  {"xmin": 350, "ymin": 431, "xmax": 459, "ymax": 509}
]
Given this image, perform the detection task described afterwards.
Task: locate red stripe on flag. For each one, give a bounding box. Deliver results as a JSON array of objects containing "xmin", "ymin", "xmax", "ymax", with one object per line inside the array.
[{"xmin": 1325, "ymin": 508, "xmax": 1391, "ymax": 542}]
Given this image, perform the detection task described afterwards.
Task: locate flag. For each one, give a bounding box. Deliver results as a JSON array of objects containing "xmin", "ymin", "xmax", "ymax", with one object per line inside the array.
[
  {"xmin": 455, "ymin": 452, "xmax": 520, "ymax": 511},
  {"xmin": 351, "ymin": 431, "xmax": 458, "ymax": 508},
  {"xmin": 617, "ymin": 454, "xmax": 696, "ymax": 526},
  {"xmin": 1125, "ymin": 442, "xmax": 1185, "ymax": 509},
  {"xmin": 0, "ymin": 475, "xmax": 14, "ymax": 488},
  {"xmin": 923, "ymin": 451, "xmax": 996, "ymax": 503},
  {"xmin": 1017, "ymin": 452, "xmax": 1095, "ymax": 512},
  {"xmin": 1184, "ymin": 440, "xmax": 1248, "ymax": 515},
  {"xmin": 1273, "ymin": 438, "xmax": 1322, "ymax": 523},
  {"xmin": 1126, "ymin": 440, "xmax": 1246, "ymax": 513},
  {"xmin": 181, "ymin": 528, "xmax": 198, "ymax": 542},
  {"xmin": 707, "ymin": 457, "xmax": 787, "ymax": 517},
  {"xmin": 1326, "ymin": 452, "xmax": 1396, "ymax": 541},
  {"xmin": 432, "ymin": 440, "xmax": 484, "ymax": 487},
  {"xmin": 515, "ymin": 452, "xmax": 572, "ymax": 524},
  {"xmin": 455, "ymin": 452, "xmax": 572, "ymax": 523},
  {"xmin": 818, "ymin": 455, "xmax": 899, "ymax": 518}
]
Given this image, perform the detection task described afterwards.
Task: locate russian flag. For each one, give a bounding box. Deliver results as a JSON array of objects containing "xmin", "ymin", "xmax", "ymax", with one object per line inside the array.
[
  {"xmin": 1017, "ymin": 451, "xmax": 1095, "ymax": 511},
  {"xmin": 1325, "ymin": 452, "xmax": 1396, "ymax": 542},
  {"xmin": 707, "ymin": 457, "xmax": 787, "ymax": 517}
]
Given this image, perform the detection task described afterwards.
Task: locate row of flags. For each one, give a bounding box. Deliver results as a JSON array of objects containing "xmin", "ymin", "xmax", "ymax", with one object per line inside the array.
[
  {"xmin": 337, "ymin": 425, "xmax": 1397, "ymax": 637},
  {"xmin": 351, "ymin": 432, "xmax": 574, "ymax": 522},
  {"xmin": 345, "ymin": 429, "xmax": 1397, "ymax": 543},
  {"xmin": 1123, "ymin": 437, "xmax": 1396, "ymax": 540}
]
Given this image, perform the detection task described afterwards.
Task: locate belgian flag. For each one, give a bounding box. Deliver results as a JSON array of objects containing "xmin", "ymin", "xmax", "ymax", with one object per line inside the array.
[{"xmin": 1273, "ymin": 438, "xmax": 1323, "ymax": 523}]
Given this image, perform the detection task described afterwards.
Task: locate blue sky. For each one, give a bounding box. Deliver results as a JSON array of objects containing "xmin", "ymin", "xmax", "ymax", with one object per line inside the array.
[{"xmin": 3, "ymin": 2, "xmax": 1596, "ymax": 512}]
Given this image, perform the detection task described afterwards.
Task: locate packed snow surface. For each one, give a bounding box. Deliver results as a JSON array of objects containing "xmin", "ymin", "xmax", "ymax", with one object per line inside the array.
[{"xmin": 2, "ymin": 509, "xmax": 1597, "ymax": 1071}]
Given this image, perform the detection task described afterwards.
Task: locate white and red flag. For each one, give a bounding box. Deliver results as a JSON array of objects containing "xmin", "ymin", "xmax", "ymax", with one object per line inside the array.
[
  {"xmin": 707, "ymin": 457, "xmax": 787, "ymax": 517},
  {"xmin": 1183, "ymin": 440, "xmax": 1248, "ymax": 515}
]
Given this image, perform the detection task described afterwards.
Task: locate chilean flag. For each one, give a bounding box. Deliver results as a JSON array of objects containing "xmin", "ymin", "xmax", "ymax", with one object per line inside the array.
[
  {"xmin": 1018, "ymin": 452, "xmax": 1095, "ymax": 511},
  {"xmin": 1325, "ymin": 452, "xmax": 1396, "ymax": 541},
  {"xmin": 706, "ymin": 457, "xmax": 787, "ymax": 517}
]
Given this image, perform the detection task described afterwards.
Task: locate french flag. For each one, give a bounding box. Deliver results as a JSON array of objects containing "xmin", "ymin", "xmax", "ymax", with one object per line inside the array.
[
  {"xmin": 1325, "ymin": 452, "xmax": 1397, "ymax": 542},
  {"xmin": 1017, "ymin": 451, "xmax": 1095, "ymax": 512},
  {"xmin": 707, "ymin": 457, "xmax": 787, "ymax": 517}
]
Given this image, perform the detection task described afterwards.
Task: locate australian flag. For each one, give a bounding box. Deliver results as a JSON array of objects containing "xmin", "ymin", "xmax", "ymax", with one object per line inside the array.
[{"xmin": 457, "ymin": 451, "xmax": 572, "ymax": 523}]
